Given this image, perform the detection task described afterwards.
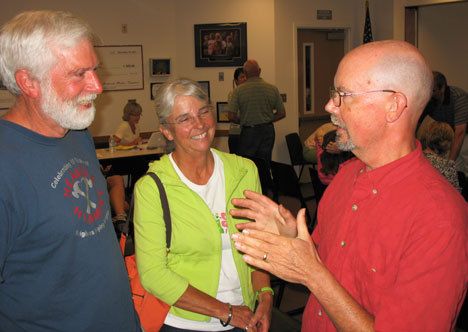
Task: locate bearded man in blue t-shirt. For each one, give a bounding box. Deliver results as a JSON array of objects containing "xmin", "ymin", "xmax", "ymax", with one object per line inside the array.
[{"xmin": 0, "ymin": 10, "xmax": 140, "ymax": 331}]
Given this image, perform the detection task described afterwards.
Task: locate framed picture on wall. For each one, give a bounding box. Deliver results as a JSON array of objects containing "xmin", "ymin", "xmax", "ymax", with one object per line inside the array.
[
  {"xmin": 194, "ymin": 22, "xmax": 247, "ymax": 67},
  {"xmin": 197, "ymin": 80, "xmax": 211, "ymax": 100},
  {"xmin": 216, "ymin": 102, "xmax": 230, "ymax": 123},
  {"xmin": 0, "ymin": 80, "xmax": 15, "ymax": 110},
  {"xmin": 150, "ymin": 58, "xmax": 171, "ymax": 77},
  {"xmin": 150, "ymin": 82, "xmax": 163, "ymax": 100},
  {"xmin": 94, "ymin": 45, "xmax": 144, "ymax": 91}
]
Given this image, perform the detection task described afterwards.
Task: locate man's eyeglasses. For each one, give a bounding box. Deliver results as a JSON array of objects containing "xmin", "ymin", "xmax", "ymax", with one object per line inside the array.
[
  {"xmin": 164, "ymin": 106, "xmax": 213, "ymax": 126},
  {"xmin": 329, "ymin": 87, "xmax": 398, "ymax": 107}
]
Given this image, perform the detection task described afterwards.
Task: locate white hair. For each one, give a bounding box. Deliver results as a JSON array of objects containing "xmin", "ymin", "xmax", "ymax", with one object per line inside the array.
[
  {"xmin": 0, "ymin": 10, "xmax": 97, "ymax": 95},
  {"xmin": 156, "ymin": 78, "xmax": 209, "ymax": 124}
]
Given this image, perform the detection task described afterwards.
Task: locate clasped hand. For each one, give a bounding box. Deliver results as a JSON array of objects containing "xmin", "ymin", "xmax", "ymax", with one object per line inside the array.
[{"xmin": 230, "ymin": 190, "xmax": 323, "ymax": 286}]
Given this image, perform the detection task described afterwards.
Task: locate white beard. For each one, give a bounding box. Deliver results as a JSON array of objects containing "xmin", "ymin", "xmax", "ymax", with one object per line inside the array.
[
  {"xmin": 41, "ymin": 80, "xmax": 97, "ymax": 130},
  {"xmin": 331, "ymin": 114, "xmax": 356, "ymax": 151}
]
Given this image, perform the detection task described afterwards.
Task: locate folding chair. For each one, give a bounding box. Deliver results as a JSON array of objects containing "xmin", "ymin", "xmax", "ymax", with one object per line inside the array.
[
  {"xmin": 285, "ymin": 132, "xmax": 315, "ymax": 180},
  {"xmin": 270, "ymin": 161, "xmax": 312, "ymax": 224},
  {"xmin": 245, "ymin": 156, "xmax": 278, "ymax": 201},
  {"xmin": 268, "ymin": 161, "xmax": 312, "ymax": 314},
  {"xmin": 309, "ymin": 167, "xmax": 328, "ymax": 228}
]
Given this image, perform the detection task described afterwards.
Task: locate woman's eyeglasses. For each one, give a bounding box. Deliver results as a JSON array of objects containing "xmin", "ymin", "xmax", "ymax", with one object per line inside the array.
[{"xmin": 164, "ymin": 106, "xmax": 213, "ymax": 126}]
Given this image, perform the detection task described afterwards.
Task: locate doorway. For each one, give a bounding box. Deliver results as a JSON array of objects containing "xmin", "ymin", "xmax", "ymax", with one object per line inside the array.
[{"xmin": 297, "ymin": 28, "xmax": 346, "ymax": 141}]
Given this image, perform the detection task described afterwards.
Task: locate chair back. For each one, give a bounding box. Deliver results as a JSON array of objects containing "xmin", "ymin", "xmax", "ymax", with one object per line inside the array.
[
  {"xmin": 285, "ymin": 133, "xmax": 305, "ymax": 167},
  {"xmin": 246, "ymin": 156, "xmax": 277, "ymax": 201},
  {"xmin": 308, "ymin": 167, "xmax": 328, "ymax": 229},
  {"xmin": 270, "ymin": 161, "xmax": 311, "ymax": 227},
  {"xmin": 457, "ymin": 171, "xmax": 467, "ymax": 201},
  {"xmin": 309, "ymin": 168, "xmax": 327, "ymax": 203}
]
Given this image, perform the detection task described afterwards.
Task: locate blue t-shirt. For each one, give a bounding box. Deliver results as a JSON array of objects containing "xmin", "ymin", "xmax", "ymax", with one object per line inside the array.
[{"xmin": 0, "ymin": 120, "xmax": 140, "ymax": 331}]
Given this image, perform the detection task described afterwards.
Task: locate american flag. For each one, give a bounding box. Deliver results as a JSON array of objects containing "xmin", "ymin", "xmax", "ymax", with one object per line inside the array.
[{"xmin": 363, "ymin": 0, "xmax": 373, "ymax": 43}]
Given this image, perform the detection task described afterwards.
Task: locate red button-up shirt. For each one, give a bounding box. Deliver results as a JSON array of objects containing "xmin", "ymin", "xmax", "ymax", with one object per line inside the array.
[{"xmin": 303, "ymin": 144, "xmax": 467, "ymax": 331}]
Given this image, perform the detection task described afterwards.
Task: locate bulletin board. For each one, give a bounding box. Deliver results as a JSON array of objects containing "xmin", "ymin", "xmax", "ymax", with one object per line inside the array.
[{"xmin": 94, "ymin": 45, "xmax": 144, "ymax": 91}]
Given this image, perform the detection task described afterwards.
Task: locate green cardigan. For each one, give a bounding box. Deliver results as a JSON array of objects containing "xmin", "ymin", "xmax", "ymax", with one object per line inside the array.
[{"xmin": 133, "ymin": 149, "xmax": 261, "ymax": 322}]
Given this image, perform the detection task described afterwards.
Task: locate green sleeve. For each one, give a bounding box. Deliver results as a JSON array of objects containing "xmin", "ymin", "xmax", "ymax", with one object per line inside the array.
[{"xmin": 133, "ymin": 175, "xmax": 188, "ymax": 305}]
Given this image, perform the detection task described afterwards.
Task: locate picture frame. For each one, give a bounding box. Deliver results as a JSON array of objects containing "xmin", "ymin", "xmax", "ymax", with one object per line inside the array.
[
  {"xmin": 216, "ymin": 102, "xmax": 230, "ymax": 123},
  {"xmin": 150, "ymin": 58, "xmax": 171, "ymax": 77},
  {"xmin": 150, "ymin": 82, "xmax": 163, "ymax": 100},
  {"xmin": 197, "ymin": 81, "xmax": 211, "ymax": 100},
  {"xmin": 194, "ymin": 22, "xmax": 247, "ymax": 67},
  {"xmin": 94, "ymin": 45, "xmax": 144, "ymax": 91}
]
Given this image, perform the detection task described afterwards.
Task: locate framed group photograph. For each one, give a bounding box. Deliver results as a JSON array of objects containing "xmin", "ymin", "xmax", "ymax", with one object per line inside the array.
[
  {"xmin": 194, "ymin": 22, "xmax": 247, "ymax": 67},
  {"xmin": 216, "ymin": 102, "xmax": 230, "ymax": 123},
  {"xmin": 150, "ymin": 82, "xmax": 163, "ymax": 100},
  {"xmin": 197, "ymin": 81, "xmax": 211, "ymax": 100}
]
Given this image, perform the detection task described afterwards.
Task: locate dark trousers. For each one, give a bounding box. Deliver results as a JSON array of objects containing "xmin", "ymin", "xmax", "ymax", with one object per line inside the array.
[
  {"xmin": 237, "ymin": 123, "xmax": 275, "ymax": 162},
  {"xmin": 160, "ymin": 325, "xmax": 244, "ymax": 332},
  {"xmin": 228, "ymin": 134, "xmax": 240, "ymax": 155}
]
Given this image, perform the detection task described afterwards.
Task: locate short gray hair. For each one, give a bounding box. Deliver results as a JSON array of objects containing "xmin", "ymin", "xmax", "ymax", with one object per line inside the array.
[
  {"xmin": 155, "ymin": 78, "xmax": 209, "ymax": 124},
  {"xmin": 0, "ymin": 10, "xmax": 97, "ymax": 95}
]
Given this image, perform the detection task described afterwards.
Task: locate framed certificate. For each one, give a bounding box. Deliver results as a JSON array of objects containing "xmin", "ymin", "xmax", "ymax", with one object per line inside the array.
[{"xmin": 94, "ymin": 45, "xmax": 144, "ymax": 91}]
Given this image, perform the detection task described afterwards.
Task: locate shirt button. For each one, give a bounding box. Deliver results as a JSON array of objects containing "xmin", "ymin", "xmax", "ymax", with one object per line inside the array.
[
  {"xmin": 372, "ymin": 188, "xmax": 378, "ymax": 194},
  {"xmin": 352, "ymin": 204, "xmax": 358, "ymax": 211},
  {"xmin": 340, "ymin": 240, "xmax": 346, "ymax": 247},
  {"xmin": 318, "ymin": 309, "xmax": 322, "ymax": 316}
]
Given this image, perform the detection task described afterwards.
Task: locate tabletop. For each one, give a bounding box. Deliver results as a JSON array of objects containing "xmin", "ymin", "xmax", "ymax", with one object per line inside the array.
[{"xmin": 96, "ymin": 144, "xmax": 164, "ymax": 161}]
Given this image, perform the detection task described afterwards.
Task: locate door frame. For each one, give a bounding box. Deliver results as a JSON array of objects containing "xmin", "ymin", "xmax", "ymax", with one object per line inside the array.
[{"xmin": 292, "ymin": 25, "xmax": 351, "ymax": 121}]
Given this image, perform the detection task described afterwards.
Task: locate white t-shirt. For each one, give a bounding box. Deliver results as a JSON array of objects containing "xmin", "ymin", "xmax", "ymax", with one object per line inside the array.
[
  {"xmin": 165, "ymin": 150, "xmax": 243, "ymax": 331},
  {"xmin": 114, "ymin": 121, "xmax": 140, "ymax": 145}
]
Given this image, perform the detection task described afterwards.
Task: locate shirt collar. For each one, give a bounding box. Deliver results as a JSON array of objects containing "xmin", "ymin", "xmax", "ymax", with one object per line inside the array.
[{"xmin": 354, "ymin": 140, "xmax": 425, "ymax": 189}]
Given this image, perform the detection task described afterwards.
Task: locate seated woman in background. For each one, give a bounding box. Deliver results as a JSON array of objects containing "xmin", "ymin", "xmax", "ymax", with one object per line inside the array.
[
  {"xmin": 421, "ymin": 121, "xmax": 461, "ymax": 192},
  {"xmin": 113, "ymin": 99, "xmax": 142, "ymax": 146},
  {"xmin": 317, "ymin": 130, "xmax": 353, "ymax": 185},
  {"xmin": 303, "ymin": 122, "xmax": 337, "ymax": 163},
  {"xmin": 134, "ymin": 79, "xmax": 272, "ymax": 332}
]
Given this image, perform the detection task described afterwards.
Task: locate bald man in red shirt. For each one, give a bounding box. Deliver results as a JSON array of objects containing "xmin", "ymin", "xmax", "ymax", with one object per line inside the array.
[{"xmin": 231, "ymin": 40, "xmax": 467, "ymax": 332}]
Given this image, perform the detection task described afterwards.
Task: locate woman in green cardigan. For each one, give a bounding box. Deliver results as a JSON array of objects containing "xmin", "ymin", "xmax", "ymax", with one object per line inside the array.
[{"xmin": 134, "ymin": 78, "xmax": 272, "ymax": 332}]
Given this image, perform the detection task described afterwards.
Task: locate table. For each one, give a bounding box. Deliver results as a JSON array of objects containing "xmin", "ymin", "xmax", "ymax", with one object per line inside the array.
[
  {"xmin": 96, "ymin": 146, "xmax": 164, "ymax": 160},
  {"xmin": 96, "ymin": 144, "xmax": 164, "ymax": 190}
]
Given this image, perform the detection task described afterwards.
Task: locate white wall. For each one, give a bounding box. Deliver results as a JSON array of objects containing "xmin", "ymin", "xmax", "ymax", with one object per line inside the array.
[
  {"xmin": 392, "ymin": 0, "xmax": 468, "ymax": 90},
  {"xmin": 393, "ymin": 0, "xmax": 465, "ymax": 39},
  {"xmin": 418, "ymin": 2, "xmax": 468, "ymax": 90}
]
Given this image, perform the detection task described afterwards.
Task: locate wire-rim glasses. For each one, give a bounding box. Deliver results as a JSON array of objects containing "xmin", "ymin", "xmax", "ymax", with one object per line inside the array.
[
  {"xmin": 329, "ymin": 87, "xmax": 398, "ymax": 107},
  {"xmin": 163, "ymin": 105, "xmax": 213, "ymax": 126}
]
